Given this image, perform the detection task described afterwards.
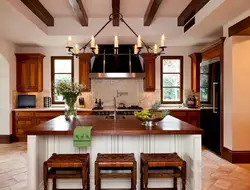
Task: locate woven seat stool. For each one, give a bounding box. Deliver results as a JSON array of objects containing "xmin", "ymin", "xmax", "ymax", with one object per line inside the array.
[
  {"xmin": 44, "ymin": 153, "xmax": 90, "ymax": 190},
  {"xmin": 95, "ymin": 153, "xmax": 137, "ymax": 190},
  {"xmin": 140, "ymin": 153, "xmax": 186, "ymax": 190}
]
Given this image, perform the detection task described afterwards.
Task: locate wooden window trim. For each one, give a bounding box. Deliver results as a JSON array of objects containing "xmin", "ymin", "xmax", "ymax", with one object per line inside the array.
[
  {"xmin": 51, "ymin": 56, "xmax": 74, "ymax": 104},
  {"xmin": 160, "ymin": 56, "xmax": 183, "ymax": 104}
]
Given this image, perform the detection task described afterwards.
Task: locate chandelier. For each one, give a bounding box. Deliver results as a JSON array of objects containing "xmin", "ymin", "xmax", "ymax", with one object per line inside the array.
[{"xmin": 66, "ymin": 12, "xmax": 167, "ymax": 58}]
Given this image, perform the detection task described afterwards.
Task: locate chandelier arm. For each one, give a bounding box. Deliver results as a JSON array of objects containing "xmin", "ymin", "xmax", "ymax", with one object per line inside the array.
[
  {"xmin": 120, "ymin": 17, "xmax": 152, "ymax": 51},
  {"xmin": 80, "ymin": 17, "xmax": 113, "ymax": 51}
]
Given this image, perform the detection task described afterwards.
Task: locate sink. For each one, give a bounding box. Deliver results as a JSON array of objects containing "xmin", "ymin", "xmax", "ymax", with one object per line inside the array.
[{"xmin": 105, "ymin": 116, "xmax": 126, "ymax": 120}]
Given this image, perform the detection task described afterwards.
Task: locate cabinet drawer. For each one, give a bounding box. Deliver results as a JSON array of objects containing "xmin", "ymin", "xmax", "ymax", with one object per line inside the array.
[
  {"xmin": 16, "ymin": 120, "xmax": 32, "ymax": 125},
  {"xmin": 35, "ymin": 112, "xmax": 63, "ymax": 117},
  {"xmin": 16, "ymin": 112, "xmax": 34, "ymax": 117},
  {"xmin": 16, "ymin": 129, "xmax": 25, "ymax": 136}
]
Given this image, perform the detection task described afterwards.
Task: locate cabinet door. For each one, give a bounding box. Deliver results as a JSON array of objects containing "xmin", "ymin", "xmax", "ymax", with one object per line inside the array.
[
  {"xmin": 143, "ymin": 53, "xmax": 155, "ymax": 91},
  {"xmin": 26, "ymin": 58, "xmax": 39, "ymax": 91},
  {"xmin": 79, "ymin": 53, "xmax": 92, "ymax": 92},
  {"xmin": 170, "ymin": 111, "xmax": 189, "ymax": 122},
  {"xmin": 15, "ymin": 118, "xmax": 35, "ymax": 138},
  {"xmin": 17, "ymin": 60, "xmax": 28, "ymax": 91},
  {"xmin": 189, "ymin": 53, "xmax": 201, "ymax": 93},
  {"xmin": 188, "ymin": 111, "xmax": 200, "ymax": 127}
]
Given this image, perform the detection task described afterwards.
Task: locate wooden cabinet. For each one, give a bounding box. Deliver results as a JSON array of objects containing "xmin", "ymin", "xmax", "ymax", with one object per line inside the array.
[
  {"xmin": 79, "ymin": 53, "xmax": 92, "ymax": 92},
  {"xmin": 189, "ymin": 53, "xmax": 201, "ymax": 93},
  {"xmin": 170, "ymin": 110, "xmax": 200, "ymax": 127},
  {"xmin": 142, "ymin": 53, "xmax": 155, "ymax": 91},
  {"xmin": 16, "ymin": 53, "xmax": 45, "ymax": 92}
]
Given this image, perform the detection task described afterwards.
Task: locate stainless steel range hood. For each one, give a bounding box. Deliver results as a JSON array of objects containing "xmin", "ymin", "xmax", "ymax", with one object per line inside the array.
[{"xmin": 89, "ymin": 45, "xmax": 145, "ymax": 79}]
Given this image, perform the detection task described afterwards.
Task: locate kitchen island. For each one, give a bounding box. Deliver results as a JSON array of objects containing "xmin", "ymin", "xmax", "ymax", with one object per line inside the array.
[{"xmin": 25, "ymin": 115, "xmax": 203, "ymax": 190}]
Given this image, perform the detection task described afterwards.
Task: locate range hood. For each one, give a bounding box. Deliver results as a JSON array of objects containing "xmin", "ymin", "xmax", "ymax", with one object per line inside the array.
[{"xmin": 89, "ymin": 45, "xmax": 145, "ymax": 79}]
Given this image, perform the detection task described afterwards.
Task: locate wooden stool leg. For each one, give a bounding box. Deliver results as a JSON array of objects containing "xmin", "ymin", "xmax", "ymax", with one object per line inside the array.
[
  {"xmin": 143, "ymin": 164, "xmax": 148, "ymax": 190},
  {"xmin": 43, "ymin": 162, "xmax": 48, "ymax": 190},
  {"xmin": 95, "ymin": 162, "xmax": 100, "ymax": 190},
  {"xmin": 131, "ymin": 161, "xmax": 137, "ymax": 190},
  {"xmin": 182, "ymin": 161, "xmax": 186, "ymax": 190},
  {"xmin": 173, "ymin": 168, "xmax": 177, "ymax": 189},
  {"xmin": 52, "ymin": 178, "xmax": 56, "ymax": 190},
  {"xmin": 87, "ymin": 160, "xmax": 90, "ymax": 190},
  {"xmin": 82, "ymin": 166, "xmax": 87, "ymax": 190},
  {"xmin": 140, "ymin": 159, "xmax": 143, "ymax": 190}
]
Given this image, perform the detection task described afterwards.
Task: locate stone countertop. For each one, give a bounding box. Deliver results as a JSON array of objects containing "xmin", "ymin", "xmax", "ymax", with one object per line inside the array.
[{"xmin": 25, "ymin": 115, "xmax": 203, "ymax": 136}]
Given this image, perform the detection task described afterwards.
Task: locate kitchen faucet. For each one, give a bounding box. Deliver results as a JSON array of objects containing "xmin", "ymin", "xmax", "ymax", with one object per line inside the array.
[{"xmin": 113, "ymin": 90, "xmax": 128, "ymax": 120}]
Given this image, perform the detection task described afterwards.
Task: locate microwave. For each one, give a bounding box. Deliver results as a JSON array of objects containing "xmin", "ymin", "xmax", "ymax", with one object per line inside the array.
[{"xmin": 17, "ymin": 95, "xmax": 36, "ymax": 108}]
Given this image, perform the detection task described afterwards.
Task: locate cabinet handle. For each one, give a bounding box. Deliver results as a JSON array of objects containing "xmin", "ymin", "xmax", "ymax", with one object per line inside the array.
[{"xmin": 213, "ymin": 82, "xmax": 218, "ymax": 114}]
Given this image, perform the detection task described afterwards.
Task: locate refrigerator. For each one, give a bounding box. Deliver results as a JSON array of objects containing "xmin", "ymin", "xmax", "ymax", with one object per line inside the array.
[{"xmin": 200, "ymin": 58, "xmax": 221, "ymax": 155}]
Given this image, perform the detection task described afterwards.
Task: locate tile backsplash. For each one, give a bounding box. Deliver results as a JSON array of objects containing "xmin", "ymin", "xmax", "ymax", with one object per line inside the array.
[{"xmin": 13, "ymin": 79, "xmax": 195, "ymax": 109}]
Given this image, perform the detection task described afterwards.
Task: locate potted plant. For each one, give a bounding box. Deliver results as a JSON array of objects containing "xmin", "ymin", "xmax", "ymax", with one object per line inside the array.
[{"xmin": 55, "ymin": 80, "xmax": 84, "ymax": 119}]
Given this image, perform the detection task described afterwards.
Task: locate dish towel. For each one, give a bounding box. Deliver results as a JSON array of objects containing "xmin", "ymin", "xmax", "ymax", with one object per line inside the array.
[{"xmin": 73, "ymin": 126, "xmax": 92, "ymax": 148}]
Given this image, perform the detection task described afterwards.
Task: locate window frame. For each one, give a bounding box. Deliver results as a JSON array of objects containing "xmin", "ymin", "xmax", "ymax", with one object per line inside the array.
[
  {"xmin": 160, "ymin": 56, "xmax": 184, "ymax": 104},
  {"xmin": 51, "ymin": 56, "xmax": 74, "ymax": 104}
]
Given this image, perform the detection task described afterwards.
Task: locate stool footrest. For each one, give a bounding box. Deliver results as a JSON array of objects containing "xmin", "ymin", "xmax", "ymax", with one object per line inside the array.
[
  {"xmin": 100, "ymin": 173, "xmax": 132, "ymax": 178},
  {"xmin": 145, "ymin": 188, "xmax": 177, "ymax": 190}
]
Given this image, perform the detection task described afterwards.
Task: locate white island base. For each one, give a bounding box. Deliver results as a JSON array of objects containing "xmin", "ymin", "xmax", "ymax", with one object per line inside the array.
[{"xmin": 28, "ymin": 135, "xmax": 202, "ymax": 190}]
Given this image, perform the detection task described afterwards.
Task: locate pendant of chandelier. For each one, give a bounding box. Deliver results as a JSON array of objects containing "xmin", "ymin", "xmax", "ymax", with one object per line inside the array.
[{"xmin": 65, "ymin": 12, "xmax": 167, "ymax": 58}]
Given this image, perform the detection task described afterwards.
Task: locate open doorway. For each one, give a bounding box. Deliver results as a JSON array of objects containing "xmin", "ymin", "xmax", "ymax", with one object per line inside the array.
[{"xmin": 0, "ymin": 54, "xmax": 10, "ymax": 136}]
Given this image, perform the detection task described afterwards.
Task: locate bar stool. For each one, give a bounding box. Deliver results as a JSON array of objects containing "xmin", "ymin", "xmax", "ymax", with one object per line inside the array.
[
  {"xmin": 140, "ymin": 153, "xmax": 186, "ymax": 190},
  {"xmin": 43, "ymin": 153, "xmax": 90, "ymax": 190},
  {"xmin": 95, "ymin": 153, "xmax": 137, "ymax": 190}
]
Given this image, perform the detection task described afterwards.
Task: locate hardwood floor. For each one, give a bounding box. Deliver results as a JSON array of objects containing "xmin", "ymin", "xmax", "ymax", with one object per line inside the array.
[{"xmin": 0, "ymin": 143, "xmax": 250, "ymax": 190}]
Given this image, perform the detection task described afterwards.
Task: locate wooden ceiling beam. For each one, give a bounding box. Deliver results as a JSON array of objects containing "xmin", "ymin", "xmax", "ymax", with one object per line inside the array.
[
  {"xmin": 112, "ymin": 0, "xmax": 120, "ymax": 26},
  {"xmin": 178, "ymin": 0, "xmax": 210, "ymax": 26},
  {"xmin": 21, "ymin": 0, "xmax": 54, "ymax": 26},
  {"xmin": 144, "ymin": 0, "xmax": 163, "ymax": 26},
  {"xmin": 229, "ymin": 16, "xmax": 250, "ymax": 37},
  {"xmin": 69, "ymin": 0, "xmax": 88, "ymax": 26}
]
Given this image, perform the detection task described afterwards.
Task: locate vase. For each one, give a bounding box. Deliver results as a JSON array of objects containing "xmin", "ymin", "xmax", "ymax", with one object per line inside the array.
[{"xmin": 65, "ymin": 96, "xmax": 77, "ymax": 119}]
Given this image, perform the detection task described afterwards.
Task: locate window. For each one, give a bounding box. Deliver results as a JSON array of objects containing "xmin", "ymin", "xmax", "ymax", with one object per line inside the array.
[
  {"xmin": 51, "ymin": 56, "xmax": 74, "ymax": 104},
  {"xmin": 200, "ymin": 64, "xmax": 210, "ymax": 103},
  {"xmin": 161, "ymin": 56, "xmax": 183, "ymax": 104}
]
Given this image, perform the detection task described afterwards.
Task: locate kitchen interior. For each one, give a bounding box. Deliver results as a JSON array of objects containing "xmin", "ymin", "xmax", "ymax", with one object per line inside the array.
[{"xmin": 1, "ymin": 0, "xmax": 250, "ymax": 189}]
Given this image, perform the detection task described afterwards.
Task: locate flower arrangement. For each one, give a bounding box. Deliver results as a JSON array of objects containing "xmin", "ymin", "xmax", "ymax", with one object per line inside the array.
[{"xmin": 55, "ymin": 80, "xmax": 84, "ymax": 118}]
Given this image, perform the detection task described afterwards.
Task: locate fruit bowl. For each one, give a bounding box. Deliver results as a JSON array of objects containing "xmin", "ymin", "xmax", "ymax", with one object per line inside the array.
[{"xmin": 134, "ymin": 102, "xmax": 169, "ymax": 127}]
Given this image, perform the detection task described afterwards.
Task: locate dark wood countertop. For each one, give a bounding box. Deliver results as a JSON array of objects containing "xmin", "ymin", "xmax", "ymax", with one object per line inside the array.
[{"xmin": 25, "ymin": 115, "xmax": 203, "ymax": 136}]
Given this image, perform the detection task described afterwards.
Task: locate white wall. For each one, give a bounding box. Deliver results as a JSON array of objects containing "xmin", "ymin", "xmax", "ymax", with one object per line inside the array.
[
  {"xmin": 16, "ymin": 45, "xmax": 199, "ymax": 108},
  {"xmin": 223, "ymin": 8, "xmax": 250, "ymax": 150},
  {"xmin": 0, "ymin": 38, "xmax": 16, "ymax": 135}
]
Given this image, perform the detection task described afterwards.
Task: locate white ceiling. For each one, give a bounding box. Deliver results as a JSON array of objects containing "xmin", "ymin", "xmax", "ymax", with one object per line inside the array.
[{"xmin": 0, "ymin": 0, "xmax": 249, "ymax": 48}]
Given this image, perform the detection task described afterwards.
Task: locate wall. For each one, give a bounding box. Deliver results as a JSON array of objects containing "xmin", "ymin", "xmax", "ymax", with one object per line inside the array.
[
  {"xmin": 223, "ymin": 8, "xmax": 250, "ymax": 150},
  {"xmin": 16, "ymin": 46, "xmax": 199, "ymax": 109},
  {"xmin": 0, "ymin": 38, "xmax": 16, "ymax": 135}
]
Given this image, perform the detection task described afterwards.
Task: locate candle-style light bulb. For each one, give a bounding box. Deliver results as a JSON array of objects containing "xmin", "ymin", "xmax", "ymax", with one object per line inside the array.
[
  {"xmin": 161, "ymin": 34, "xmax": 165, "ymax": 47},
  {"xmin": 134, "ymin": 44, "xmax": 138, "ymax": 54},
  {"xmin": 95, "ymin": 44, "xmax": 99, "ymax": 54},
  {"xmin": 154, "ymin": 44, "xmax": 158, "ymax": 54},
  {"xmin": 91, "ymin": 36, "xmax": 95, "ymax": 48},
  {"xmin": 67, "ymin": 36, "xmax": 72, "ymax": 47},
  {"xmin": 137, "ymin": 35, "xmax": 142, "ymax": 48},
  {"xmin": 114, "ymin": 35, "xmax": 119, "ymax": 48},
  {"xmin": 75, "ymin": 44, "xmax": 79, "ymax": 54}
]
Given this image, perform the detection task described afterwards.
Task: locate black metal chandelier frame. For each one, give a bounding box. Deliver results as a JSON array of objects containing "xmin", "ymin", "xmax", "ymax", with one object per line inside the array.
[{"xmin": 66, "ymin": 12, "xmax": 167, "ymax": 58}]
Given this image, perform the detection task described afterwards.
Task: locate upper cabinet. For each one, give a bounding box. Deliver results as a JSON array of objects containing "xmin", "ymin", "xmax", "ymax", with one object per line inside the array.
[
  {"xmin": 16, "ymin": 53, "xmax": 45, "ymax": 92},
  {"xmin": 189, "ymin": 53, "xmax": 202, "ymax": 93},
  {"xmin": 79, "ymin": 53, "xmax": 92, "ymax": 92},
  {"xmin": 142, "ymin": 53, "xmax": 155, "ymax": 92}
]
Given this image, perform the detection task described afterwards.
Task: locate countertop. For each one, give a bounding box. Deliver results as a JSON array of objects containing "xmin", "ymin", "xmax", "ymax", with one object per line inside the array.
[
  {"xmin": 13, "ymin": 107, "xmax": 200, "ymax": 112},
  {"xmin": 25, "ymin": 115, "xmax": 203, "ymax": 136}
]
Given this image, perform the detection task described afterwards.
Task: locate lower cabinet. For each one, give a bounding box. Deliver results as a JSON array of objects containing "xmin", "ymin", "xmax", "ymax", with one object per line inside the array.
[
  {"xmin": 170, "ymin": 110, "xmax": 200, "ymax": 127},
  {"xmin": 12, "ymin": 111, "xmax": 92, "ymax": 142}
]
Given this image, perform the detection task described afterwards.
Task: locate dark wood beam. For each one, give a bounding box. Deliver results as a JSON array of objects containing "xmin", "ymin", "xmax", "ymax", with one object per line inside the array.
[
  {"xmin": 21, "ymin": 0, "xmax": 54, "ymax": 26},
  {"xmin": 229, "ymin": 16, "xmax": 250, "ymax": 37},
  {"xmin": 69, "ymin": 0, "xmax": 88, "ymax": 26},
  {"xmin": 144, "ymin": 0, "xmax": 163, "ymax": 26},
  {"xmin": 112, "ymin": 0, "xmax": 120, "ymax": 26},
  {"xmin": 178, "ymin": 0, "xmax": 210, "ymax": 26}
]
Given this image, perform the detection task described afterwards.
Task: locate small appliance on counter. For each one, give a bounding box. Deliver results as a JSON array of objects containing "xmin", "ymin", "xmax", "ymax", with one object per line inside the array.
[
  {"xmin": 17, "ymin": 95, "xmax": 36, "ymax": 108},
  {"xmin": 185, "ymin": 94, "xmax": 198, "ymax": 108},
  {"xmin": 78, "ymin": 97, "xmax": 85, "ymax": 108},
  {"xmin": 43, "ymin": 97, "xmax": 52, "ymax": 108}
]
